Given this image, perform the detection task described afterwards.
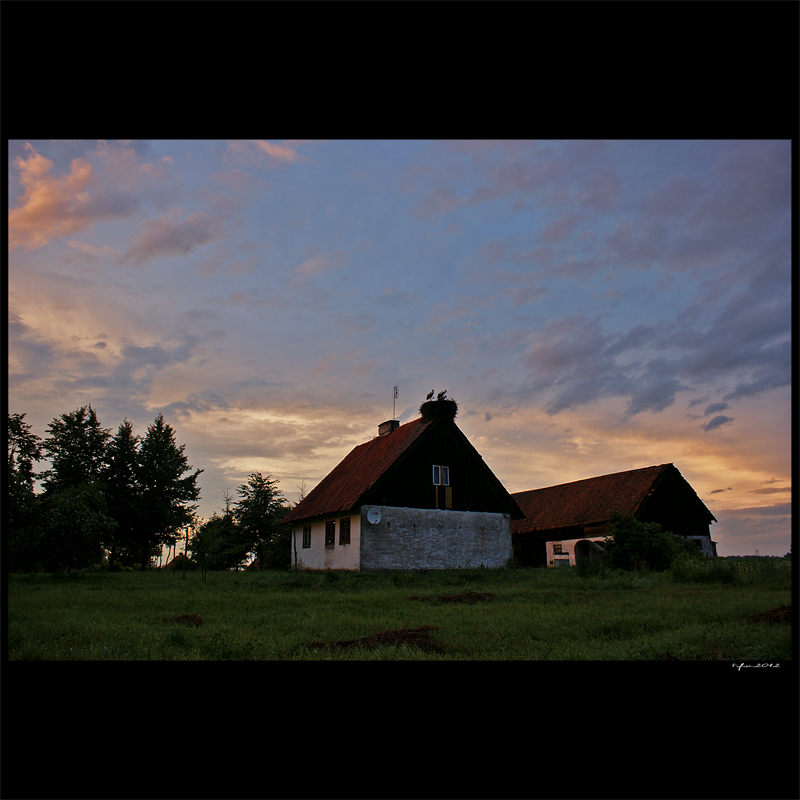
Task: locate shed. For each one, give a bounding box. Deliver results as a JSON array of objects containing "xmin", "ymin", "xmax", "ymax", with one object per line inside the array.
[{"xmin": 511, "ymin": 463, "xmax": 717, "ymax": 567}]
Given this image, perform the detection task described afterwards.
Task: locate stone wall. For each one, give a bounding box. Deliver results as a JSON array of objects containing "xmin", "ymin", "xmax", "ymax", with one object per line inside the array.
[{"xmin": 359, "ymin": 505, "xmax": 512, "ymax": 570}]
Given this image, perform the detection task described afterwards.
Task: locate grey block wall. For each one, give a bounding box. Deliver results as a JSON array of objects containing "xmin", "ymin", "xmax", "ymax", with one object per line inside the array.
[{"xmin": 359, "ymin": 505, "xmax": 512, "ymax": 570}]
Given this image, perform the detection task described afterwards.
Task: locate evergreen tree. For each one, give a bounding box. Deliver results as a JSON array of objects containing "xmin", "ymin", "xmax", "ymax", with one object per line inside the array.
[
  {"xmin": 37, "ymin": 406, "xmax": 115, "ymax": 571},
  {"xmin": 233, "ymin": 472, "xmax": 289, "ymax": 569},
  {"xmin": 135, "ymin": 414, "xmax": 202, "ymax": 570},
  {"xmin": 103, "ymin": 419, "xmax": 142, "ymax": 571},
  {"xmin": 7, "ymin": 413, "xmax": 43, "ymax": 571},
  {"xmin": 40, "ymin": 405, "xmax": 111, "ymax": 493}
]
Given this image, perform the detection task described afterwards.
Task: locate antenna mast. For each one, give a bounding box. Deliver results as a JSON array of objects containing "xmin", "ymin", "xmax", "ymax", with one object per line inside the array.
[{"xmin": 393, "ymin": 385, "xmax": 398, "ymax": 420}]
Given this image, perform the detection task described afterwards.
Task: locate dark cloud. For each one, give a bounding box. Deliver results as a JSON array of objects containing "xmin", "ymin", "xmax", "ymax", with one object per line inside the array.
[
  {"xmin": 118, "ymin": 212, "xmax": 224, "ymax": 266},
  {"xmin": 702, "ymin": 415, "xmax": 734, "ymax": 432},
  {"xmin": 704, "ymin": 402, "xmax": 729, "ymax": 416},
  {"xmin": 519, "ymin": 316, "xmax": 691, "ymax": 418},
  {"xmin": 119, "ymin": 336, "xmax": 199, "ymax": 369}
]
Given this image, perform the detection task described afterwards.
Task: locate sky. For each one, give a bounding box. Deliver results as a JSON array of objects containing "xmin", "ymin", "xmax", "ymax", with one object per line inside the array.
[{"xmin": 7, "ymin": 139, "xmax": 793, "ymax": 556}]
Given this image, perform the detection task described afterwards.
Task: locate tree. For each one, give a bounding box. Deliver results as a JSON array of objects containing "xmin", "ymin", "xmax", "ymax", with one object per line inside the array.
[
  {"xmin": 233, "ymin": 472, "xmax": 290, "ymax": 570},
  {"xmin": 7, "ymin": 413, "xmax": 43, "ymax": 571},
  {"xmin": 603, "ymin": 511, "xmax": 684, "ymax": 572},
  {"xmin": 37, "ymin": 483, "xmax": 117, "ymax": 572},
  {"xmin": 37, "ymin": 406, "xmax": 115, "ymax": 571},
  {"xmin": 40, "ymin": 405, "xmax": 111, "ymax": 494},
  {"xmin": 135, "ymin": 414, "xmax": 203, "ymax": 570},
  {"xmin": 103, "ymin": 419, "xmax": 142, "ymax": 571},
  {"xmin": 188, "ymin": 513, "xmax": 244, "ymax": 580}
]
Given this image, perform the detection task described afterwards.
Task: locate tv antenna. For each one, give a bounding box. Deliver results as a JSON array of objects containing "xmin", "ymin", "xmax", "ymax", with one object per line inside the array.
[{"xmin": 393, "ymin": 385, "xmax": 398, "ymax": 420}]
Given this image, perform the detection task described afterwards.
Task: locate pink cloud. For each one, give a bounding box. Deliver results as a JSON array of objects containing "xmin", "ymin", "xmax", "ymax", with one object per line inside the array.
[{"xmin": 9, "ymin": 145, "xmax": 95, "ymax": 250}]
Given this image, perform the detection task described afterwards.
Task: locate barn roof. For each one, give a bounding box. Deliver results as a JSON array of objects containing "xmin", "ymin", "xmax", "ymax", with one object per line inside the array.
[
  {"xmin": 510, "ymin": 463, "xmax": 715, "ymax": 534},
  {"xmin": 282, "ymin": 417, "xmax": 432, "ymax": 525}
]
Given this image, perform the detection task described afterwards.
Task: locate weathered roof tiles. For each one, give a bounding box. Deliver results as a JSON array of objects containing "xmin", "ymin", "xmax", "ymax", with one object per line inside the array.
[
  {"xmin": 282, "ymin": 417, "xmax": 431, "ymax": 525},
  {"xmin": 510, "ymin": 463, "xmax": 683, "ymax": 534}
]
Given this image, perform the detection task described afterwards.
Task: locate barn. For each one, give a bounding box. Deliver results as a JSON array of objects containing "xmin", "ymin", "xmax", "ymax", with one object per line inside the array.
[
  {"xmin": 510, "ymin": 463, "xmax": 718, "ymax": 567},
  {"xmin": 282, "ymin": 399, "xmax": 524, "ymax": 570}
]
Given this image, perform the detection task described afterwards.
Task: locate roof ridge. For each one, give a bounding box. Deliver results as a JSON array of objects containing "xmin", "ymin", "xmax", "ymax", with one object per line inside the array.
[
  {"xmin": 512, "ymin": 463, "xmax": 671, "ymax": 496},
  {"xmin": 282, "ymin": 415, "xmax": 431, "ymax": 524}
]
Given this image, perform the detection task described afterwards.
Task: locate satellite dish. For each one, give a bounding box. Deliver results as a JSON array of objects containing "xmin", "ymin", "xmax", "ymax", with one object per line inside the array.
[{"xmin": 367, "ymin": 508, "xmax": 382, "ymax": 524}]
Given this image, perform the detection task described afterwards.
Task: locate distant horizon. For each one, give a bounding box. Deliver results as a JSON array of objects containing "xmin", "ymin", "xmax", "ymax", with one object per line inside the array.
[{"xmin": 8, "ymin": 140, "xmax": 791, "ymax": 557}]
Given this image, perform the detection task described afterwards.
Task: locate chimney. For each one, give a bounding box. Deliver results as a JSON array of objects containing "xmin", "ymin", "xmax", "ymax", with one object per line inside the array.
[{"xmin": 378, "ymin": 420, "xmax": 400, "ymax": 437}]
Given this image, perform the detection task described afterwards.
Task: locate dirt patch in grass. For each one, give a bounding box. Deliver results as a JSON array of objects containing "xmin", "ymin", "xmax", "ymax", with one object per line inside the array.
[
  {"xmin": 308, "ymin": 624, "xmax": 447, "ymax": 653},
  {"xmin": 163, "ymin": 613, "xmax": 203, "ymax": 627},
  {"xmin": 409, "ymin": 590, "xmax": 495, "ymax": 604},
  {"xmin": 750, "ymin": 605, "xmax": 791, "ymax": 625}
]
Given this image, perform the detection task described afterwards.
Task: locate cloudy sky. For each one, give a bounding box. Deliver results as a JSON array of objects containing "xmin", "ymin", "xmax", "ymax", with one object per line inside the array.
[{"xmin": 7, "ymin": 139, "xmax": 792, "ymax": 556}]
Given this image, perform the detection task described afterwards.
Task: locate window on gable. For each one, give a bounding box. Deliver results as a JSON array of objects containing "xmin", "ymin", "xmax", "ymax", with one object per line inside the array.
[
  {"xmin": 302, "ymin": 526, "xmax": 311, "ymax": 549},
  {"xmin": 325, "ymin": 520, "xmax": 335, "ymax": 546},
  {"xmin": 432, "ymin": 465, "xmax": 449, "ymax": 485},
  {"xmin": 339, "ymin": 517, "xmax": 351, "ymax": 545}
]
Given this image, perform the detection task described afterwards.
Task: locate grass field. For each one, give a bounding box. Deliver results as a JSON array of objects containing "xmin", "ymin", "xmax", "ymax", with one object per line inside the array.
[{"xmin": 6, "ymin": 560, "xmax": 792, "ymax": 660}]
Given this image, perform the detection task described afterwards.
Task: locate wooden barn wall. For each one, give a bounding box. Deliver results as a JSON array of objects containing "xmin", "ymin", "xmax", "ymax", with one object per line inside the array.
[
  {"xmin": 362, "ymin": 420, "xmax": 513, "ymax": 515},
  {"xmin": 636, "ymin": 468, "xmax": 714, "ymax": 538}
]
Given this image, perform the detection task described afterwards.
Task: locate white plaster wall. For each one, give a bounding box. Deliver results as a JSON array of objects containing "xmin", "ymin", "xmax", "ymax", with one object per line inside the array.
[
  {"xmin": 546, "ymin": 537, "xmax": 607, "ymax": 567},
  {"xmin": 291, "ymin": 513, "xmax": 361, "ymax": 570},
  {"xmin": 359, "ymin": 505, "xmax": 512, "ymax": 570}
]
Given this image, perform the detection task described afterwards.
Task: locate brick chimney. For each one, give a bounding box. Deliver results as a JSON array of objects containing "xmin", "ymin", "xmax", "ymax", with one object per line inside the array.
[{"xmin": 378, "ymin": 420, "xmax": 400, "ymax": 437}]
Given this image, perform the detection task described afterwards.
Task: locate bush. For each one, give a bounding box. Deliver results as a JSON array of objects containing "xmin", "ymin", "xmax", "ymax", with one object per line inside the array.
[{"xmin": 603, "ymin": 512, "xmax": 683, "ymax": 572}]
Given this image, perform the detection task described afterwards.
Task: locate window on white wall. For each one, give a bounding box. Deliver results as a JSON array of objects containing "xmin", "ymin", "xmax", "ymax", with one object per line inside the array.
[
  {"xmin": 325, "ymin": 521, "xmax": 335, "ymax": 546},
  {"xmin": 302, "ymin": 526, "xmax": 311, "ymax": 548},
  {"xmin": 339, "ymin": 517, "xmax": 351, "ymax": 545}
]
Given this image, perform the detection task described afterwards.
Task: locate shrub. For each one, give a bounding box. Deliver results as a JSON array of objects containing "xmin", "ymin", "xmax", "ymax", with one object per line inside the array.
[{"xmin": 603, "ymin": 512, "xmax": 684, "ymax": 572}]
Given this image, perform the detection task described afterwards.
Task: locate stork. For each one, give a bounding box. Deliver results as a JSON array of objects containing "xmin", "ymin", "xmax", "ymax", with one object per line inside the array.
[
  {"xmin": 426, "ymin": 389, "xmax": 434, "ymax": 401},
  {"xmin": 437, "ymin": 390, "xmax": 447, "ymax": 401}
]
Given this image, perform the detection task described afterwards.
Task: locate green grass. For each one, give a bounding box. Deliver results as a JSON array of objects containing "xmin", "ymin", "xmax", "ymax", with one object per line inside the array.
[{"xmin": 6, "ymin": 561, "xmax": 792, "ymax": 660}]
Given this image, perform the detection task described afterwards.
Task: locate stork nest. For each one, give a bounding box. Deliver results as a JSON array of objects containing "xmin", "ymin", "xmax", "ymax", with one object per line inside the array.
[{"xmin": 419, "ymin": 398, "xmax": 458, "ymax": 422}]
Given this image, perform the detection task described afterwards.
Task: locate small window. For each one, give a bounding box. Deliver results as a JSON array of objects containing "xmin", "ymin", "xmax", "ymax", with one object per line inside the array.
[
  {"xmin": 302, "ymin": 526, "xmax": 311, "ymax": 549},
  {"xmin": 432, "ymin": 465, "xmax": 449, "ymax": 485},
  {"xmin": 325, "ymin": 520, "xmax": 335, "ymax": 546},
  {"xmin": 441, "ymin": 466, "xmax": 449, "ymax": 486},
  {"xmin": 339, "ymin": 517, "xmax": 351, "ymax": 545},
  {"xmin": 553, "ymin": 543, "xmax": 563, "ymax": 554}
]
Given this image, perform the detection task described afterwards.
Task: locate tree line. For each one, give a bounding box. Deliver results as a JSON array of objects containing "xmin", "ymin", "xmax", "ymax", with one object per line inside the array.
[{"xmin": 7, "ymin": 407, "xmax": 291, "ymax": 573}]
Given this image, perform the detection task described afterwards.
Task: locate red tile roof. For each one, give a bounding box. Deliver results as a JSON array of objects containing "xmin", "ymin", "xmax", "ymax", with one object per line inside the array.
[
  {"xmin": 511, "ymin": 463, "xmax": 676, "ymax": 534},
  {"xmin": 282, "ymin": 417, "xmax": 432, "ymax": 525}
]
